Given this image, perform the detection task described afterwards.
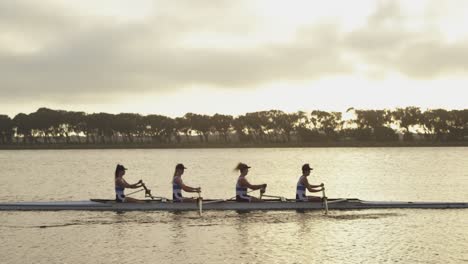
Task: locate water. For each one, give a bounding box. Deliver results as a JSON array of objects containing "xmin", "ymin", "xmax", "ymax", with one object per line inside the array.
[{"xmin": 1, "ymin": 148, "xmax": 467, "ymax": 263}]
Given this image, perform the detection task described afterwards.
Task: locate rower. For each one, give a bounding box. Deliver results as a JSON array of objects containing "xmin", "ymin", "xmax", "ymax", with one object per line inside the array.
[
  {"xmin": 115, "ymin": 164, "xmax": 144, "ymax": 203},
  {"xmin": 296, "ymin": 163, "xmax": 325, "ymax": 202},
  {"xmin": 172, "ymin": 163, "xmax": 201, "ymax": 202},
  {"xmin": 235, "ymin": 163, "xmax": 267, "ymax": 202}
]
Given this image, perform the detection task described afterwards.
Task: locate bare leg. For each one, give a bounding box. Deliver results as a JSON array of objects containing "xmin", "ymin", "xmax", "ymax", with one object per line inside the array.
[
  {"xmin": 249, "ymin": 196, "xmax": 264, "ymax": 202},
  {"xmin": 180, "ymin": 197, "xmax": 200, "ymax": 203},
  {"xmin": 124, "ymin": 197, "xmax": 143, "ymax": 203},
  {"xmin": 306, "ymin": 196, "xmax": 323, "ymax": 202}
]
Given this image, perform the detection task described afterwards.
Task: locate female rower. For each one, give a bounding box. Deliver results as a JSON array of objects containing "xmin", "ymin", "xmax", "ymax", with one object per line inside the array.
[
  {"xmin": 115, "ymin": 164, "xmax": 144, "ymax": 203},
  {"xmin": 235, "ymin": 163, "xmax": 267, "ymax": 202},
  {"xmin": 296, "ymin": 163, "xmax": 324, "ymax": 202},
  {"xmin": 172, "ymin": 163, "xmax": 201, "ymax": 202}
]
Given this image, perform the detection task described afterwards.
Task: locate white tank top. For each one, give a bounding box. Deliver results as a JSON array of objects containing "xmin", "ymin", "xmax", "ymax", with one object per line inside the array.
[
  {"xmin": 236, "ymin": 176, "xmax": 248, "ymax": 197},
  {"xmin": 115, "ymin": 178, "xmax": 125, "ymax": 196},
  {"xmin": 296, "ymin": 175, "xmax": 307, "ymax": 200},
  {"xmin": 173, "ymin": 176, "xmax": 183, "ymax": 200}
]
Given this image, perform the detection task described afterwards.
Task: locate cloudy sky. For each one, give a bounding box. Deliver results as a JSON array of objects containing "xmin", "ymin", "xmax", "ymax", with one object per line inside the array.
[{"xmin": 1, "ymin": 0, "xmax": 468, "ymax": 117}]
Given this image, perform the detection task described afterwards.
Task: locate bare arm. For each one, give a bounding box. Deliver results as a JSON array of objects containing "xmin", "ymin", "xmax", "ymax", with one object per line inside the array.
[
  {"xmin": 301, "ymin": 177, "xmax": 323, "ymax": 193},
  {"xmin": 116, "ymin": 178, "xmax": 142, "ymax": 189},
  {"xmin": 176, "ymin": 177, "xmax": 201, "ymax": 193},
  {"xmin": 239, "ymin": 178, "xmax": 267, "ymax": 191}
]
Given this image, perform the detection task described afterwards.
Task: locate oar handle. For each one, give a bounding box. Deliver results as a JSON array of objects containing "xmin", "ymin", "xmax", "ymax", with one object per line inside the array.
[
  {"xmin": 259, "ymin": 184, "xmax": 267, "ymax": 199},
  {"xmin": 141, "ymin": 183, "xmax": 155, "ymax": 199}
]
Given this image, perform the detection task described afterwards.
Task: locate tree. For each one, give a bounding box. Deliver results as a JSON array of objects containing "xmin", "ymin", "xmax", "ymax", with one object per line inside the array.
[
  {"xmin": 421, "ymin": 109, "xmax": 450, "ymax": 141},
  {"xmin": 211, "ymin": 114, "xmax": 233, "ymax": 142},
  {"xmin": 0, "ymin": 115, "xmax": 13, "ymax": 144},
  {"xmin": 232, "ymin": 115, "xmax": 250, "ymax": 143},
  {"xmin": 29, "ymin": 108, "xmax": 64, "ymax": 143},
  {"xmin": 353, "ymin": 109, "xmax": 396, "ymax": 141},
  {"xmin": 112, "ymin": 113, "xmax": 141, "ymax": 143},
  {"xmin": 175, "ymin": 117, "xmax": 191, "ymax": 143},
  {"xmin": 391, "ymin": 107, "xmax": 422, "ymax": 141},
  {"xmin": 448, "ymin": 109, "xmax": 468, "ymax": 141},
  {"xmin": 263, "ymin": 110, "xmax": 307, "ymax": 142},
  {"xmin": 242, "ymin": 111, "xmax": 270, "ymax": 142},
  {"xmin": 160, "ymin": 117, "xmax": 176, "ymax": 143},
  {"xmin": 295, "ymin": 111, "xmax": 323, "ymax": 142},
  {"xmin": 63, "ymin": 111, "xmax": 86, "ymax": 143},
  {"xmin": 86, "ymin": 113, "xmax": 115, "ymax": 144},
  {"xmin": 2, "ymin": 107, "xmax": 467, "ymax": 146},
  {"xmin": 144, "ymin": 115, "xmax": 174, "ymax": 143},
  {"xmin": 354, "ymin": 109, "xmax": 391, "ymax": 130},
  {"xmin": 13, "ymin": 113, "xmax": 33, "ymax": 143},
  {"xmin": 184, "ymin": 113, "xmax": 212, "ymax": 142},
  {"xmin": 310, "ymin": 110, "xmax": 343, "ymax": 140}
]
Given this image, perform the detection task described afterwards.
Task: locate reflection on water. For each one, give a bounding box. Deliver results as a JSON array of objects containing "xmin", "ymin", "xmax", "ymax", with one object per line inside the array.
[
  {"xmin": 1, "ymin": 148, "xmax": 468, "ymax": 263},
  {"xmin": 1, "ymin": 209, "xmax": 467, "ymax": 263},
  {"xmin": 326, "ymin": 212, "xmax": 401, "ymax": 220}
]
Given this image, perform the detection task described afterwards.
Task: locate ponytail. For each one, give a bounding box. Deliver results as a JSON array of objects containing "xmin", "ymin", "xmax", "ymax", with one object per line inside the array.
[
  {"xmin": 234, "ymin": 162, "xmax": 243, "ymax": 172},
  {"xmin": 235, "ymin": 162, "xmax": 250, "ymax": 173}
]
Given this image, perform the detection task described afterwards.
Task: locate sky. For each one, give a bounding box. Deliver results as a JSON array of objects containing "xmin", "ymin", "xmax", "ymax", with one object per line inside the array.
[{"xmin": 1, "ymin": 0, "xmax": 468, "ymax": 118}]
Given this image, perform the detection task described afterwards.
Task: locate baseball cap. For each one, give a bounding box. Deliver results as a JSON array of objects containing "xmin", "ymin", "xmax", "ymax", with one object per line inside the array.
[
  {"xmin": 116, "ymin": 164, "xmax": 128, "ymax": 171},
  {"xmin": 302, "ymin": 163, "xmax": 313, "ymax": 171}
]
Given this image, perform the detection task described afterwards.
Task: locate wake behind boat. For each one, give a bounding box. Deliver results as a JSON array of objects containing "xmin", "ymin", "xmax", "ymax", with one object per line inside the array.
[{"xmin": 0, "ymin": 198, "xmax": 467, "ymax": 211}]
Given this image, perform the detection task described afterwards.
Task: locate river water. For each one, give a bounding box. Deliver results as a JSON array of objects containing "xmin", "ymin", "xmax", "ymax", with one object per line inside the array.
[{"xmin": 1, "ymin": 148, "xmax": 467, "ymax": 264}]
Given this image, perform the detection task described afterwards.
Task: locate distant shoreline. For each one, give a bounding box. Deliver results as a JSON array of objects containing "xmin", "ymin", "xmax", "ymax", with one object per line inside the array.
[{"xmin": 1, "ymin": 142, "xmax": 468, "ymax": 150}]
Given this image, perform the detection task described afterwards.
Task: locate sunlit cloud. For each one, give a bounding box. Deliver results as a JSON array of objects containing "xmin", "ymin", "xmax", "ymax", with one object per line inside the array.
[{"xmin": 0, "ymin": 0, "xmax": 467, "ymax": 117}]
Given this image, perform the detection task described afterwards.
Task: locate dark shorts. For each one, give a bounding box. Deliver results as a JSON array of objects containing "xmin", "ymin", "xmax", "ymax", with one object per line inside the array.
[
  {"xmin": 296, "ymin": 194, "xmax": 310, "ymax": 201},
  {"xmin": 236, "ymin": 195, "xmax": 252, "ymax": 202},
  {"xmin": 173, "ymin": 193, "xmax": 183, "ymax": 202},
  {"xmin": 116, "ymin": 194, "xmax": 126, "ymax": 203}
]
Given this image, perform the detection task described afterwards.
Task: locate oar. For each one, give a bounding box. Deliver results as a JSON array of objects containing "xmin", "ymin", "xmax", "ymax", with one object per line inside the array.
[
  {"xmin": 259, "ymin": 186, "xmax": 267, "ymax": 200},
  {"xmin": 203, "ymin": 189, "xmax": 258, "ymax": 205},
  {"xmin": 125, "ymin": 181, "xmax": 150, "ymax": 197},
  {"xmin": 322, "ymin": 186, "xmax": 328, "ymax": 215},
  {"xmin": 327, "ymin": 199, "xmax": 347, "ymax": 204},
  {"xmin": 197, "ymin": 191, "xmax": 203, "ymax": 216},
  {"xmin": 125, "ymin": 188, "xmax": 145, "ymax": 197},
  {"xmin": 141, "ymin": 183, "xmax": 168, "ymax": 202},
  {"xmin": 141, "ymin": 183, "xmax": 154, "ymax": 199},
  {"xmin": 261, "ymin": 194, "xmax": 287, "ymax": 202}
]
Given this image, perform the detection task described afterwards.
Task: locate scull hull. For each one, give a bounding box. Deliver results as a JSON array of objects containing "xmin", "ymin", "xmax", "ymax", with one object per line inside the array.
[{"xmin": 0, "ymin": 199, "xmax": 467, "ymax": 211}]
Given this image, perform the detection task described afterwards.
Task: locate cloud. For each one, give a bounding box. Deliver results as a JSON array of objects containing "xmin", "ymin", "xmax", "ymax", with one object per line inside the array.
[
  {"xmin": 0, "ymin": 0, "xmax": 351, "ymax": 102},
  {"xmin": 344, "ymin": 1, "xmax": 468, "ymax": 78},
  {"xmin": 1, "ymin": 0, "xmax": 468, "ymax": 104}
]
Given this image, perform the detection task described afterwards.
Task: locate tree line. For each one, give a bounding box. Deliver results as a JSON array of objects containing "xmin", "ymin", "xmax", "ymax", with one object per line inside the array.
[{"xmin": 0, "ymin": 107, "xmax": 467, "ymax": 145}]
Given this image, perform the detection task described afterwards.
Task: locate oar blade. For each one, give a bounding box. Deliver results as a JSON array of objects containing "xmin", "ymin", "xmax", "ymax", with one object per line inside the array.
[{"xmin": 197, "ymin": 193, "xmax": 203, "ymax": 216}]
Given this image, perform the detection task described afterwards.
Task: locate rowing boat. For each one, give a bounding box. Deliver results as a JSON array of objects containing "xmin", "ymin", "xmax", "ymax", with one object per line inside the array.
[{"xmin": 0, "ymin": 198, "xmax": 467, "ymax": 211}]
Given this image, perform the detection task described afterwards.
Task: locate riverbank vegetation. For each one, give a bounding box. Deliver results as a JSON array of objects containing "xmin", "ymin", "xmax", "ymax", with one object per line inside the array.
[{"xmin": 0, "ymin": 107, "xmax": 467, "ymax": 148}]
